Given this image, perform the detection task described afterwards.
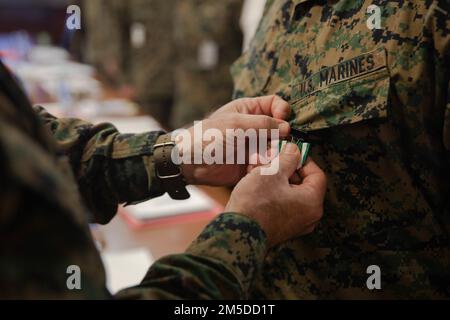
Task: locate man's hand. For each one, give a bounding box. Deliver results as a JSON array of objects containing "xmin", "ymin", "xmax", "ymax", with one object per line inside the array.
[
  {"xmin": 225, "ymin": 143, "xmax": 327, "ymax": 247},
  {"xmin": 177, "ymin": 95, "xmax": 291, "ymax": 186}
]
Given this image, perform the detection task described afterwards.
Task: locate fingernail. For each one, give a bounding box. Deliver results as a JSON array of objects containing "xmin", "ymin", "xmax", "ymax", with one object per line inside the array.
[
  {"xmin": 284, "ymin": 142, "xmax": 298, "ymax": 154},
  {"xmin": 278, "ymin": 121, "xmax": 290, "ymax": 133}
]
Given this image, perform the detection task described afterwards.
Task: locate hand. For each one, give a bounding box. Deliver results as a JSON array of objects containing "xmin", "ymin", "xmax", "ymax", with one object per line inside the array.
[
  {"xmin": 176, "ymin": 95, "xmax": 291, "ymax": 186},
  {"xmin": 225, "ymin": 143, "xmax": 327, "ymax": 247}
]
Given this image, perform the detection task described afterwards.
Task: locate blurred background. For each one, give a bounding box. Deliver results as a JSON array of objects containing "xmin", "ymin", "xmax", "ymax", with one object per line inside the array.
[
  {"xmin": 0, "ymin": 0, "xmax": 266, "ymax": 129},
  {"xmin": 0, "ymin": 0, "xmax": 267, "ymax": 292}
]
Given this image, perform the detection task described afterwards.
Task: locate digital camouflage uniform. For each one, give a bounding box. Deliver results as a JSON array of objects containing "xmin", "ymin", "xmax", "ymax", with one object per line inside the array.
[
  {"xmin": 170, "ymin": 0, "xmax": 244, "ymax": 128},
  {"xmin": 232, "ymin": 0, "xmax": 450, "ymax": 298},
  {"xmin": 0, "ymin": 61, "xmax": 267, "ymax": 299},
  {"xmin": 84, "ymin": 0, "xmax": 175, "ymax": 126},
  {"xmin": 84, "ymin": 0, "xmax": 128, "ymax": 88}
]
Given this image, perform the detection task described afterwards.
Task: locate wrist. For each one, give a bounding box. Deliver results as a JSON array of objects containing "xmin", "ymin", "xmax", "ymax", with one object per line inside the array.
[
  {"xmin": 225, "ymin": 200, "xmax": 273, "ymax": 246},
  {"xmin": 180, "ymin": 163, "xmax": 196, "ymax": 185},
  {"xmin": 153, "ymin": 134, "xmax": 190, "ymax": 200},
  {"xmin": 171, "ymin": 130, "xmax": 196, "ymax": 185}
]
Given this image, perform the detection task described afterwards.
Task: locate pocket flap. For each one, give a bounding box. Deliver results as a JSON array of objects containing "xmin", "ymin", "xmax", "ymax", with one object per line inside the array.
[{"xmin": 290, "ymin": 48, "xmax": 390, "ymax": 132}]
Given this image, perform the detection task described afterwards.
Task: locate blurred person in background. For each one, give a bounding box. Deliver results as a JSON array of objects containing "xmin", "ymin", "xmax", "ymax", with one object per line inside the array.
[
  {"xmin": 170, "ymin": 0, "xmax": 244, "ymax": 129},
  {"xmin": 84, "ymin": 0, "xmax": 175, "ymax": 128}
]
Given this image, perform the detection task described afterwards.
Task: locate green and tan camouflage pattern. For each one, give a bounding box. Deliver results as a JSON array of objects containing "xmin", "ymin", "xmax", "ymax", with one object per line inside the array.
[
  {"xmin": 0, "ymin": 62, "xmax": 267, "ymax": 299},
  {"xmin": 232, "ymin": 0, "xmax": 450, "ymax": 298},
  {"xmin": 84, "ymin": 0, "xmax": 126, "ymax": 87},
  {"xmin": 119, "ymin": 213, "xmax": 267, "ymax": 299},
  {"xmin": 84, "ymin": 0, "xmax": 176, "ymax": 126},
  {"xmin": 170, "ymin": 0, "xmax": 244, "ymax": 128}
]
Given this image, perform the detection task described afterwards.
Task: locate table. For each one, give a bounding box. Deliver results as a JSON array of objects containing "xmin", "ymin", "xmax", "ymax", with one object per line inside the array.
[{"xmin": 98, "ymin": 186, "xmax": 231, "ymax": 260}]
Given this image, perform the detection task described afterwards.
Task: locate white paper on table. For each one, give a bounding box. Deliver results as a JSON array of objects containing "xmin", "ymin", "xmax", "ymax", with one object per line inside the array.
[
  {"xmin": 76, "ymin": 99, "xmax": 139, "ymax": 119},
  {"xmin": 101, "ymin": 248, "xmax": 154, "ymax": 295},
  {"xmin": 126, "ymin": 186, "xmax": 214, "ymax": 221},
  {"xmin": 38, "ymin": 101, "xmax": 158, "ymax": 131}
]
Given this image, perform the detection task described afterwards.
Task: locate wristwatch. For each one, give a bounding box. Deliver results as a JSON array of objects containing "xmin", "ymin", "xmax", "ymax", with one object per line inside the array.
[{"xmin": 153, "ymin": 134, "xmax": 190, "ymax": 200}]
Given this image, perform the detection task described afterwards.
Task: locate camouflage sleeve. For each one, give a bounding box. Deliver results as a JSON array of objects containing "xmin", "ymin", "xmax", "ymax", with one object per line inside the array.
[
  {"xmin": 117, "ymin": 213, "xmax": 267, "ymax": 299},
  {"xmin": 33, "ymin": 105, "xmax": 165, "ymax": 224}
]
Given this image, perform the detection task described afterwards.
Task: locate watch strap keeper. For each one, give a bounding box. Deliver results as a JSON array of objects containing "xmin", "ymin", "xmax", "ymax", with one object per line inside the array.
[{"xmin": 153, "ymin": 134, "xmax": 190, "ymax": 200}]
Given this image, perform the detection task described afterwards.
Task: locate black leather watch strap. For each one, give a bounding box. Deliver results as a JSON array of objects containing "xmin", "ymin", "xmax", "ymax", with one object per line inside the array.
[{"xmin": 153, "ymin": 134, "xmax": 190, "ymax": 200}]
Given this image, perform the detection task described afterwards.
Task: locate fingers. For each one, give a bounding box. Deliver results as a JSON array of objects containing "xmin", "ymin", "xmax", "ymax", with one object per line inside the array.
[
  {"xmin": 277, "ymin": 143, "xmax": 301, "ymax": 178},
  {"xmin": 270, "ymin": 96, "xmax": 291, "ymax": 120},
  {"xmin": 298, "ymin": 159, "xmax": 327, "ymax": 197},
  {"xmin": 273, "ymin": 119, "xmax": 291, "ymax": 137},
  {"xmin": 302, "ymin": 221, "xmax": 320, "ymax": 235},
  {"xmin": 289, "ymin": 171, "xmax": 302, "ymax": 185},
  {"xmin": 249, "ymin": 142, "xmax": 300, "ymax": 176},
  {"xmin": 229, "ymin": 95, "xmax": 290, "ymax": 119},
  {"xmin": 213, "ymin": 95, "xmax": 290, "ymax": 120},
  {"xmin": 232, "ymin": 114, "xmax": 290, "ymax": 137},
  {"xmin": 250, "ymin": 95, "xmax": 291, "ymax": 120},
  {"xmin": 211, "ymin": 96, "xmax": 291, "ymax": 136}
]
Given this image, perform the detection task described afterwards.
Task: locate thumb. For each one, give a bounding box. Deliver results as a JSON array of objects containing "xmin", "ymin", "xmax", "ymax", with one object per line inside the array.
[
  {"xmin": 278, "ymin": 143, "xmax": 301, "ymax": 178},
  {"xmin": 234, "ymin": 114, "xmax": 290, "ymax": 137}
]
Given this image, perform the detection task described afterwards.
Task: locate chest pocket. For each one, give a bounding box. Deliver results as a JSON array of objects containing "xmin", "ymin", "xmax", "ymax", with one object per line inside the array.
[{"xmin": 289, "ymin": 47, "xmax": 390, "ymax": 132}]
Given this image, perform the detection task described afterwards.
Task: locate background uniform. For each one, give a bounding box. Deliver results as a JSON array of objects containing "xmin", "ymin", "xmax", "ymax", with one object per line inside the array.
[
  {"xmin": 84, "ymin": 0, "xmax": 176, "ymax": 127},
  {"xmin": 0, "ymin": 61, "xmax": 267, "ymax": 299},
  {"xmin": 232, "ymin": 0, "xmax": 450, "ymax": 298},
  {"xmin": 84, "ymin": 0, "xmax": 128, "ymax": 88},
  {"xmin": 170, "ymin": 0, "xmax": 244, "ymax": 128}
]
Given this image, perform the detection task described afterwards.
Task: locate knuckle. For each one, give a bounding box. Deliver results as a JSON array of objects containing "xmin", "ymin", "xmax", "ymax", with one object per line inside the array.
[
  {"xmin": 228, "ymin": 114, "xmax": 241, "ymax": 125},
  {"xmin": 239, "ymin": 97, "xmax": 252, "ymax": 108},
  {"xmin": 261, "ymin": 115, "xmax": 274, "ymax": 128},
  {"xmin": 234, "ymin": 97, "xmax": 246, "ymax": 105}
]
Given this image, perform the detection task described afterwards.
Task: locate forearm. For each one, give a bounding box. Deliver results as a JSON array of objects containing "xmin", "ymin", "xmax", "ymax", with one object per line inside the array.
[
  {"xmin": 34, "ymin": 106, "xmax": 165, "ymax": 223},
  {"xmin": 116, "ymin": 213, "xmax": 267, "ymax": 299}
]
